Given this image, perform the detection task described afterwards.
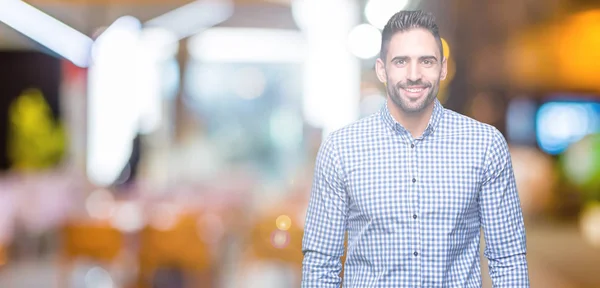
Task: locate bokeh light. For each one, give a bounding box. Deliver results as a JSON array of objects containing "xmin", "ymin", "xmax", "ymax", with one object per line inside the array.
[
  {"xmin": 275, "ymin": 215, "xmax": 292, "ymax": 231},
  {"xmin": 561, "ymin": 134, "xmax": 600, "ymax": 199},
  {"xmin": 364, "ymin": 0, "xmax": 411, "ymax": 30},
  {"xmin": 85, "ymin": 189, "xmax": 116, "ymax": 220},
  {"xmin": 270, "ymin": 230, "xmax": 290, "ymax": 249},
  {"xmin": 84, "ymin": 266, "xmax": 114, "ymax": 288},
  {"xmin": 149, "ymin": 203, "xmax": 180, "ymax": 231},
  {"xmin": 347, "ymin": 24, "xmax": 381, "ymax": 59},
  {"xmin": 510, "ymin": 146, "xmax": 556, "ymax": 215},
  {"xmin": 110, "ymin": 202, "xmax": 144, "ymax": 233},
  {"xmin": 441, "ymin": 38, "xmax": 450, "ymax": 59},
  {"xmin": 580, "ymin": 202, "xmax": 600, "ymax": 248},
  {"xmin": 537, "ymin": 102, "xmax": 600, "ymax": 155},
  {"xmin": 438, "ymin": 38, "xmax": 454, "ymax": 104}
]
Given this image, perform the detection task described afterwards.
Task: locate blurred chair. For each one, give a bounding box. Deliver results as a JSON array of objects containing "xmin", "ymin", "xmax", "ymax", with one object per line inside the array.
[
  {"xmin": 59, "ymin": 221, "xmax": 125, "ymax": 287},
  {"xmin": 236, "ymin": 207, "xmax": 305, "ymax": 288},
  {"xmin": 248, "ymin": 213, "xmax": 304, "ymax": 265},
  {"xmin": 240, "ymin": 204, "xmax": 348, "ymax": 287},
  {"xmin": 137, "ymin": 213, "xmax": 214, "ymax": 288}
]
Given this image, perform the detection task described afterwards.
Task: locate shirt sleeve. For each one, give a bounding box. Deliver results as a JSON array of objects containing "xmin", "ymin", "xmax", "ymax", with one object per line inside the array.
[
  {"xmin": 480, "ymin": 128, "xmax": 530, "ymax": 287},
  {"xmin": 301, "ymin": 136, "xmax": 348, "ymax": 288}
]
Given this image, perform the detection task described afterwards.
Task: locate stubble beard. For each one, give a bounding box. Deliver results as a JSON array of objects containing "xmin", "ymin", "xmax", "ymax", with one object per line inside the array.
[{"xmin": 387, "ymin": 77, "xmax": 440, "ymax": 114}]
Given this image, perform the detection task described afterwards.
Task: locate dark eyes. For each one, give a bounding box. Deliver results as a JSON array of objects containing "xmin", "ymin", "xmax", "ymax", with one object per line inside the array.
[{"xmin": 393, "ymin": 59, "xmax": 435, "ymax": 67}]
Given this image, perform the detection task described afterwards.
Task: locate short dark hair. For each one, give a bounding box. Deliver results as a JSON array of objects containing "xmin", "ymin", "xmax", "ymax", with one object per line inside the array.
[{"xmin": 380, "ymin": 10, "xmax": 443, "ymax": 62}]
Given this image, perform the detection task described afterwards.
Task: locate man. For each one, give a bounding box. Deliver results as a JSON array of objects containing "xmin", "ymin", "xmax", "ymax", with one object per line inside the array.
[{"xmin": 301, "ymin": 10, "xmax": 529, "ymax": 287}]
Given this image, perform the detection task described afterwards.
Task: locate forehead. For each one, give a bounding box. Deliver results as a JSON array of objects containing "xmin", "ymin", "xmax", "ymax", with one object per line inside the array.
[{"xmin": 386, "ymin": 28, "xmax": 440, "ymax": 60}]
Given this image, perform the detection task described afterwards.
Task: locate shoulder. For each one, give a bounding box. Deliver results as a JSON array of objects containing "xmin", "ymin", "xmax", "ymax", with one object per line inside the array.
[
  {"xmin": 441, "ymin": 109, "xmax": 511, "ymax": 177},
  {"xmin": 442, "ymin": 109, "xmax": 511, "ymax": 167},
  {"xmin": 324, "ymin": 113, "xmax": 382, "ymax": 149},
  {"xmin": 315, "ymin": 113, "xmax": 382, "ymax": 170},
  {"xmin": 441, "ymin": 108, "xmax": 505, "ymax": 145}
]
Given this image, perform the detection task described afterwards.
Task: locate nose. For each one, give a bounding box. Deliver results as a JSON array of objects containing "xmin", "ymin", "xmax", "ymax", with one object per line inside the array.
[{"xmin": 407, "ymin": 62, "xmax": 422, "ymax": 82}]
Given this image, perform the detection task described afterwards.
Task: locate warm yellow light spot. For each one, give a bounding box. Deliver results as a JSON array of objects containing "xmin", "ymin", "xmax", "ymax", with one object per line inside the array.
[
  {"xmin": 276, "ymin": 215, "xmax": 292, "ymax": 231},
  {"xmin": 441, "ymin": 37, "xmax": 450, "ymax": 59}
]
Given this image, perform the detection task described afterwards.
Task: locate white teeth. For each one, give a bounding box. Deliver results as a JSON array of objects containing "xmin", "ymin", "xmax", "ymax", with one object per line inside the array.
[{"xmin": 406, "ymin": 88, "xmax": 424, "ymax": 93}]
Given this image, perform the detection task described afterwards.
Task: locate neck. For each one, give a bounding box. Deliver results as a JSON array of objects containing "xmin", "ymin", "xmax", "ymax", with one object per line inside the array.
[{"xmin": 387, "ymin": 98, "xmax": 435, "ymax": 139}]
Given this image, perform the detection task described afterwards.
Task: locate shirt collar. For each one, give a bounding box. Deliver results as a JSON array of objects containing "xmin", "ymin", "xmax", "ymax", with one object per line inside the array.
[{"xmin": 380, "ymin": 98, "xmax": 445, "ymax": 139}]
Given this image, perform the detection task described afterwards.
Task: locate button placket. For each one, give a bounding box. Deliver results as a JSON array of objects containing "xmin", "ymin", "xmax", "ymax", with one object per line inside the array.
[{"xmin": 408, "ymin": 138, "xmax": 421, "ymax": 282}]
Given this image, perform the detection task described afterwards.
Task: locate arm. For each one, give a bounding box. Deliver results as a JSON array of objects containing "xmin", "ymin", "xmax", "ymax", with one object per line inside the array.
[
  {"xmin": 480, "ymin": 129, "xmax": 530, "ymax": 287},
  {"xmin": 301, "ymin": 136, "xmax": 348, "ymax": 288}
]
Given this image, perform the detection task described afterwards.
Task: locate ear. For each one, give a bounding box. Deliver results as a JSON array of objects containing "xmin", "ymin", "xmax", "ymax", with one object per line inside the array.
[
  {"xmin": 440, "ymin": 57, "xmax": 448, "ymax": 81},
  {"xmin": 375, "ymin": 58, "xmax": 387, "ymax": 85}
]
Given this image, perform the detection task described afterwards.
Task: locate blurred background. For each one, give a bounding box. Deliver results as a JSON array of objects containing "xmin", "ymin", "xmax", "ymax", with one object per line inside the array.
[{"xmin": 0, "ymin": 0, "xmax": 599, "ymax": 287}]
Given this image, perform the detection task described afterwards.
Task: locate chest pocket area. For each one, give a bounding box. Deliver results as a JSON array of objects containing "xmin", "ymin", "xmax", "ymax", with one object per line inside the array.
[
  {"xmin": 424, "ymin": 161, "xmax": 480, "ymax": 234},
  {"xmin": 348, "ymin": 169, "xmax": 408, "ymax": 235}
]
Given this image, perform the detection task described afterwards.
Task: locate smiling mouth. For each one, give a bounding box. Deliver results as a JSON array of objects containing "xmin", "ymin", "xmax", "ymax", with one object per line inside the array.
[
  {"xmin": 404, "ymin": 87, "xmax": 425, "ymax": 93},
  {"xmin": 401, "ymin": 86, "xmax": 429, "ymax": 94}
]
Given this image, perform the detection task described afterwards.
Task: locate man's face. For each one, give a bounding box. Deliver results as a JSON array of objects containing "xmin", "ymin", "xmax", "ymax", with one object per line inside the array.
[{"xmin": 376, "ymin": 28, "xmax": 447, "ymax": 114}]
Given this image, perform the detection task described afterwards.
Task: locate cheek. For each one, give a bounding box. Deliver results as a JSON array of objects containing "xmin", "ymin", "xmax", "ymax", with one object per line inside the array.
[
  {"xmin": 423, "ymin": 68, "xmax": 442, "ymax": 83},
  {"xmin": 386, "ymin": 68, "xmax": 406, "ymax": 83}
]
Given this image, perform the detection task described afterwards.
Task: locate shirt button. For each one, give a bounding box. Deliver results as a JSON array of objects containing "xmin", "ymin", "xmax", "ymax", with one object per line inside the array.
[
  {"xmin": 412, "ymin": 214, "xmax": 417, "ymax": 219},
  {"xmin": 412, "ymin": 178, "xmax": 416, "ymax": 183},
  {"xmin": 410, "ymin": 144, "xmax": 415, "ymax": 148},
  {"xmin": 414, "ymin": 252, "xmax": 419, "ymax": 256}
]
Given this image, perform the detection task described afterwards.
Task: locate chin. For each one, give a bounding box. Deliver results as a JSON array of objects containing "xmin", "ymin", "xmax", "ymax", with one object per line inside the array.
[
  {"xmin": 397, "ymin": 98, "xmax": 431, "ymax": 113},
  {"xmin": 401, "ymin": 98, "xmax": 427, "ymax": 109},
  {"xmin": 402, "ymin": 105, "xmax": 428, "ymax": 114}
]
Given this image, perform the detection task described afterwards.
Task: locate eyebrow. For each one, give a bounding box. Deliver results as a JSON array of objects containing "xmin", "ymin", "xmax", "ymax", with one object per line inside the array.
[{"xmin": 390, "ymin": 55, "xmax": 439, "ymax": 63}]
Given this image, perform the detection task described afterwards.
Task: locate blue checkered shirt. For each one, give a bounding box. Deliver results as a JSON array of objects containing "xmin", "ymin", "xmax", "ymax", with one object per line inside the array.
[{"xmin": 301, "ymin": 99, "xmax": 529, "ymax": 287}]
